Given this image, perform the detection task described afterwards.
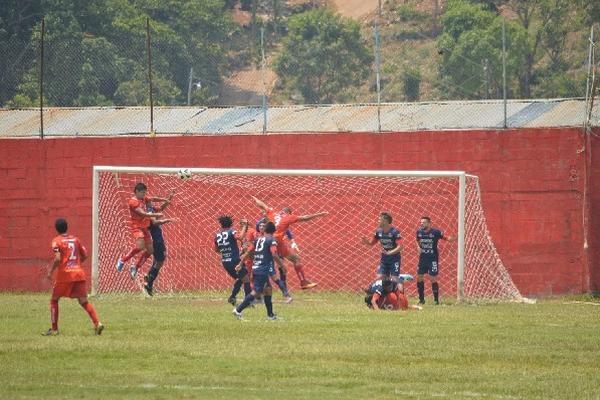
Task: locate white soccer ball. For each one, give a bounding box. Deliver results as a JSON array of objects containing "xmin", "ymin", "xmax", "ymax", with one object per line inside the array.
[{"xmin": 177, "ymin": 168, "xmax": 192, "ymax": 181}]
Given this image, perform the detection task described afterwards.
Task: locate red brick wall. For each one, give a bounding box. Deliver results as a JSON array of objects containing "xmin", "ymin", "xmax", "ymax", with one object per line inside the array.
[{"xmin": 0, "ymin": 128, "xmax": 595, "ymax": 296}]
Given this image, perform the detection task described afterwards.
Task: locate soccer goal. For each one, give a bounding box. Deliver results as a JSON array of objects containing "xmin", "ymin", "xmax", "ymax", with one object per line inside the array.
[{"xmin": 92, "ymin": 166, "xmax": 525, "ymax": 302}]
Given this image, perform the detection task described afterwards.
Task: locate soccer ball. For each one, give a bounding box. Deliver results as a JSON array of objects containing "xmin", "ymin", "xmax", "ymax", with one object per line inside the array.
[{"xmin": 177, "ymin": 168, "xmax": 192, "ymax": 181}]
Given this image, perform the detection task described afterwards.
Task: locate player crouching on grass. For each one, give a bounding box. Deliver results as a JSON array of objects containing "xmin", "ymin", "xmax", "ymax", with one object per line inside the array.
[
  {"xmin": 365, "ymin": 277, "xmax": 421, "ymax": 311},
  {"xmin": 232, "ymin": 222, "xmax": 284, "ymax": 320},
  {"xmin": 44, "ymin": 218, "xmax": 104, "ymax": 336}
]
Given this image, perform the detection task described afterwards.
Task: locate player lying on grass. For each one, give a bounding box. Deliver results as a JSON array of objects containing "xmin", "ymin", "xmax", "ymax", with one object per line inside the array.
[
  {"xmin": 364, "ymin": 276, "xmax": 420, "ymax": 311},
  {"xmin": 232, "ymin": 222, "xmax": 285, "ymax": 320},
  {"xmin": 44, "ymin": 218, "xmax": 104, "ymax": 335},
  {"xmin": 252, "ymin": 196, "xmax": 328, "ymax": 289},
  {"xmin": 214, "ymin": 215, "xmax": 251, "ymax": 306}
]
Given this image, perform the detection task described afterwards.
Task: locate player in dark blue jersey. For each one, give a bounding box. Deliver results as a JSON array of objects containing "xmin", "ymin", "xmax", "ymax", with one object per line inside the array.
[
  {"xmin": 362, "ymin": 212, "xmax": 404, "ymax": 287},
  {"xmin": 365, "ymin": 277, "xmax": 419, "ymax": 311},
  {"xmin": 416, "ymin": 216, "xmax": 456, "ymax": 305},
  {"xmin": 214, "ymin": 215, "xmax": 250, "ymax": 306},
  {"xmin": 143, "ymin": 192, "xmax": 175, "ymax": 296},
  {"xmin": 232, "ymin": 221, "xmax": 284, "ymax": 320}
]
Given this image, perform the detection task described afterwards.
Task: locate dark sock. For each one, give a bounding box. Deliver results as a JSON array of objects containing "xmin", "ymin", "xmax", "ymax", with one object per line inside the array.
[
  {"xmin": 264, "ymin": 295, "xmax": 274, "ymax": 317},
  {"xmin": 146, "ymin": 265, "xmax": 159, "ymax": 287},
  {"xmin": 432, "ymin": 282, "xmax": 439, "ymax": 303},
  {"xmin": 417, "ymin": 281, "xmax": 425, "ymax": 303},
  {"xmin": 236, "ymin": 294, "xmax": 255, "ymax": 313},
  {"xmin": 243, "ymin": 281, "xmax": 252, "ymax": 296},
  {"xmin": 275, "ymin": 278, "xmax": 289, "ymax": 297},
  {"xmin": 231, "ymin": 279, "xmax": 243, "ymax": 298}
]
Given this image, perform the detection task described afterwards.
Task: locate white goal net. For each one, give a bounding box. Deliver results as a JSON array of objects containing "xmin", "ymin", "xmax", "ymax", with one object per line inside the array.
[{"xmin": 92, "ymin": 167, "xmax": 524, "ymax": 302}]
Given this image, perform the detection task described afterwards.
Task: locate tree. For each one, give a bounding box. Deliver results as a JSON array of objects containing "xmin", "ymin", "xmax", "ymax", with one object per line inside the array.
[
  {"xmin": 274, "ymin": 8, "xmax": 373, "ymax": 103},
  {"xmin": 437, "ymin": 0, "xmax": 529, "ymax": 99}
]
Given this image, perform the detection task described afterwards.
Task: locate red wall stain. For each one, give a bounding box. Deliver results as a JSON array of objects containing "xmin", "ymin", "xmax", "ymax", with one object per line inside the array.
[{"xmin": 0, "ymin": 128, "xmax": 597, "ymax": 296}]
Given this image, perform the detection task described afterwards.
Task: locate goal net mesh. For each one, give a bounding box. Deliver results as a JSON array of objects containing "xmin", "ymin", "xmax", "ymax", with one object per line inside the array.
[{"xmin": 95, "ymin": 170, "xmax": 523, "ymax": 301}]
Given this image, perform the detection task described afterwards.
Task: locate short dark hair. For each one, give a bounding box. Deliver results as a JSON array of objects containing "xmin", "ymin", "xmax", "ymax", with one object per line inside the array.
[
  {"xmin": 218, "ymin": 215, "xmax": 233, "ymax": 228},
  {"xmin": 134, "ymin": 182, "xmax": 147, "ymax": 193},
  {"xmin": 55, "ymin": 218, "xmax": 68, "ymax": 234},
  {"xmin": 264, "ymin": 221, "xmax": 276, "ymax": 234},
  {"xmin": 380, "ymin": 212, "xmax": 393, "ymax": 224},
  {"xmin": 421, "ymin": 216, "xmax": 431, "ymax": 222},
  {"xmin": 382, "ymin": 278, "xmax": 397, "ymax": 294},
  {"xmin": 282, "ymin": 207, "xmax": 293, "ymax": 214}
]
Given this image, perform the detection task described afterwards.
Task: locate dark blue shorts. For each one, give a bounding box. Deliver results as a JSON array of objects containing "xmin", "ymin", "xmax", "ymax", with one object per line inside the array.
[
  {"xmin": 153, "ymin": 241, "xmax": 166, "ymax": 262},
  {"xmin": 222, "ymin": 260, "xmax": 247, "ymax": 280},
  {"xmin": 417, "ymin": 258, "xmax": 439, "ymax": 276},
  {"xmin": 377, "ymin": 260, "xmax": 400, "ymax": 277},
  {"xmin": 252, "ymin": 273, "xmax": 272, "ymax": 294}
]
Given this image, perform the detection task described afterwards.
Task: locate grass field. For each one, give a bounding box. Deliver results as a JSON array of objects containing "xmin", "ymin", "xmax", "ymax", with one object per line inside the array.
[{"xmin": 1, "ymin": 292, "xmax": 599, "ymax": 400}]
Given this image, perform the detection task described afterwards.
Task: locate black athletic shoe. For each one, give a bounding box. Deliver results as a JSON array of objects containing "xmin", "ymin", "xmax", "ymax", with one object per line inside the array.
[
  {"xmin": 227, "ymin": 297, "xmax": 236, "ymax": 306},
  {"xmin": 144, "ymin": 284, "xmax": 153, "ymax": 296}
]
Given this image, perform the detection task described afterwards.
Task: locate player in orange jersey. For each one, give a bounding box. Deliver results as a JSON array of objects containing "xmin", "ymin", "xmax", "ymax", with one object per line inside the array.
[
  {"xmin": 44, "ymin": 218, "xmax": 103, "ymax": 336},
  {"xmin": 364, "ymin": 278, "xmax": 421, "ymax": 311},
  {"xmin": 252, "ymin": 196, "xmax": 328, "ymax": 290},
  {"xmin": 115, "ymin": 182, "xmax": 170, "ymax": 279}
]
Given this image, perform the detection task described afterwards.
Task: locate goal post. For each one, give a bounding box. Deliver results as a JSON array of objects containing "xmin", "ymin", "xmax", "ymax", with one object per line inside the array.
[{"xmin": 92, "ymin": 166, "xmax": 524, "ymax": 302}]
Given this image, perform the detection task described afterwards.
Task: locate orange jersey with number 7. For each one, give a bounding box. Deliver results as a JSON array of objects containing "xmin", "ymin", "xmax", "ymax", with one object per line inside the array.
[{"xmin": 51, "ymin": 234, "xmax": 87, "ymax": 283}]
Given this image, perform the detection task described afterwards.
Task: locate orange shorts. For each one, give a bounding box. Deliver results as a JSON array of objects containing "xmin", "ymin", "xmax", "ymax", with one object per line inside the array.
[
  {"xmin": 277, "ymin": 240, "xmax": 290, "ymax": 258},
  {"xmin": 132, "ymin": 227, "xmax": 151, "ymax": 243},
  {"xmin": 381, "ymin": 292, "xmax": 409, "ymax": 310},
  {"xmin": 52, "ymin": 281, "xmax": 87, "ymax": 299}
]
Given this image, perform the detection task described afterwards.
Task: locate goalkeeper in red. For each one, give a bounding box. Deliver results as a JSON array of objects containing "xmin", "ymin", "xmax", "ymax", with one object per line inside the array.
[
  {"xmin": 116, "ymin": 182, "xmax": 169, "ymax": 279},
  {"xmin": 251, "ymin": 196, "xmax": 328, "ymax": 289},
  {"xmin": 44, "ymin": 218, "xmax": 103, "ymax": 336}
]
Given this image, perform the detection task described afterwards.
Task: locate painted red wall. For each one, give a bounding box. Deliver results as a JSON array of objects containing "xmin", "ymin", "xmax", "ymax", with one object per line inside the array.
[{"xmin": 0, "ymin": 128, "xmax": 595, "ymax": 296}]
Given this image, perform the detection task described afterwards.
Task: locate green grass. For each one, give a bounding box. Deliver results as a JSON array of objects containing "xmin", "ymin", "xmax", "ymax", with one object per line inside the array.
[{"xmin": 1, "ymin": 292, "xmax": 599, "ymax": 400}]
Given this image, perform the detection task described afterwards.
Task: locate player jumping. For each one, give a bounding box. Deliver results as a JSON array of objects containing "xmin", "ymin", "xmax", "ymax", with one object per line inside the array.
[
  {"xmin": 251, "ymin": 196, "xmax": 328, "ymax": 289},
  {"xmin": 115, "ymin": 182, "xmax": 170, "ymax": 280}
]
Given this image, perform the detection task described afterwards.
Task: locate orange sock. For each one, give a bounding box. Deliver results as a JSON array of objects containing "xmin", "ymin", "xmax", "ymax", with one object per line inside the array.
[{"xmin": 80, "ymin": 302, "xmax": 99, "ymax": 326}]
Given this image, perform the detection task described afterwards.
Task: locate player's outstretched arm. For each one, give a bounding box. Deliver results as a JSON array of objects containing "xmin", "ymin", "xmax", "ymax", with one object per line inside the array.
[
  {"xmin": 251, "ymin": 196, "xmax": 269, "ymax": 212},
  {"xmin": 152, "ymin": 218, "xmax": 175, "ymax": 226},
  {"xmin": 133, "ymin": 206, "xmax": 162, "ymax": 219},
  {"xmin": 236, "ymin": 219, "xmax": 248, "ymax": 242},
  {"xmin": 297, "ymin": 211, "xmax": 329, "ymax": 222},
  {"xmin": 370, "ymin": 294, "xmax": 382, "ymax": 310},
  {"xmin": 444, "ymin": 235, "xmax": 457, "ymax": 242}
]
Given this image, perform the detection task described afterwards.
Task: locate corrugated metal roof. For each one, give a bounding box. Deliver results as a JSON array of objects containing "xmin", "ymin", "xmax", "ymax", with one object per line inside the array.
[{"xmin": 0, "ymin": 99, "xmax": 598, "ymax": 137}]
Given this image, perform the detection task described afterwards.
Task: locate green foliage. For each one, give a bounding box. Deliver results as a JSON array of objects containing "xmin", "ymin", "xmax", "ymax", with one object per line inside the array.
[
  {"xmin": 438, "ymin": 1, "xmax": 529, "ymax": 99},
  {"xmin": 1, "ymin": 0, "xmax": 233, "ymax": 107},
  {"xmin": 396, "ymin": 1, "xmax": 428, "ymax": 23},
  {"xmin": 274, "ymin": 9, "xmax": 373, "ymax": 103},
  {"xmin": 402, "ymin": 66, "xmax": 421, "ymax": 101}
]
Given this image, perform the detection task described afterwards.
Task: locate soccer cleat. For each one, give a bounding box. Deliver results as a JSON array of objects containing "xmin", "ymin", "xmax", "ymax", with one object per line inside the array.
[
  {"xmin": 95, "ymin": 323, "xmax": 105, "ymax": 335},
  {"xmin": 434, "ymin": 300, "xmax": 440, "ymax": 305},
  {"xmin": 284, "ymin": 295, "xmax": 293, "ymax": 304},
  {"xmin": 232, "ymin": 308, "xmax": 243, "ymax": 320},
  {"xmin": 267, "ymin": 314, "xmax": 279, "ymax": 321},
  {"xmin": 143, "ymin": 283, "xmax": 153, "ymax": 297},
  {"xmin": 227, "ymin": 297, "xmax": 236, "ymax": 306},
  {"xmin": 116, "ymin": 259, "xmax": 124, "ymax": 272},
  {"xmin": 129, "ymin": 266, "xmax": 138, "ymax": 280},
  {"xmin": 418, "ymin": 300, "xmax": 425, "ymax": 305},
  {"xmin": 300, "ymin": 280, "xmax": 317, "ymax": 290},
  {"xmin": 42, "ymin": 329, "xmax": 59, "ymax": 336}
]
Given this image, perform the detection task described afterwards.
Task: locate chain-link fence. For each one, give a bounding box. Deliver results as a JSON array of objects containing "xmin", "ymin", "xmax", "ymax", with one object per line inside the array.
[{"xmin": 0, "ymin": 1, "xmax": 599, "ymax": 136}]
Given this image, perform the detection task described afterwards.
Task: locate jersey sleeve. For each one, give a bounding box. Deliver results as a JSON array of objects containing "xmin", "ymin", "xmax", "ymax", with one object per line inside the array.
[
  {"xmin": 394, "ymin": 229, "xmax": 401, "ymax": 240},
  {"xmin": 128, "ymin": 198, "xmax": 139, "ymax": 210},
  {"xmin": 373, "ymin": 231, "xmax": 379, "ymax": 241},
  {"xmin": 286, "ymin": 229, "xmax": 293, "ymax": 239},
  {"xmin": 437, "ymin": 230, "xmax": 444, "ymax": 239}
]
